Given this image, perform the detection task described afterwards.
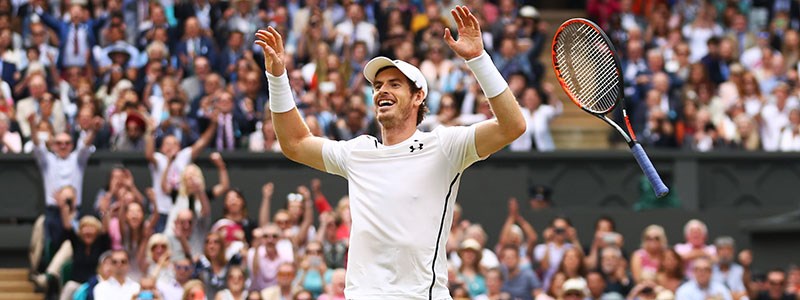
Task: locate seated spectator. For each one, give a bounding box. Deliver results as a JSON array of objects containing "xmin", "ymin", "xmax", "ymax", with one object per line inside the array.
[
  {"xmin": 156, "ymin": 98, "xmax": 200, "ymax": 149},
  {"xmin": 181, "ymin": 279, "xmax": 207, "ymax": 300},
  {"xmin": 500, "ymin": 245, "xmax": 542, "ymax": 300},
  {"xmin": 675, "ymin": 219, "xmax": 717, "ymax": 278},
  {"xmin": 675, "ymin": 257, "xmax": 732, "ymax": 300},
  {"xmin": 296, "ymin": 240, "xmax": 333, "ymax": 298},
  {"xmin": 450, "ymin": 224, "xmax": 500, "ymax": 270},
  {"xmin": 131, "ymin": 277, "xmax": 163, "ymax": 300},
  {"xmin": 561, "ymin": 278, "xmax": 590, "ymax": 300},
  {"xmin": 157, "ymin": 258, "xmax": 194, "ymax": 300},
  {"xmin": 0, "ymin": 111, "xmax": 21, "ymax": 153},
  {"xmin": 712, "ymin": 237, "xmax": 748, "ymax": 299},
  {"xmin": 631, "ymin": 225, "xmax": 668, "ymax": 283},
  {"xmin": 195, "ymin": 232, "xmax": 239, "ymax": 298},
  {"xmin": 143, "ymin": 233, "xmax": 172, "ymax": 280},
  {"xmin": 17, "ymin": 75, "xmax": 66, "ymax": 139},
  {"xmin": 656, "ymin": 249, "xmax": 685, "ymax": 293},
  {"xmin": 584, "ymin": 216, "xmax": 623, "ymax": 272},
  {"xmin": 317, "ymin": 268, "xmax": 346, "ymax": 300},
  {"xmin": 198, "ymin": 92, "xmax": 256, "ymax": 151},
  {"xmin": 754, "ymin": 269, "xmax": 796, "ymax": 300},
  {"xmin": 111, "ymin": 112, "xmax": 147, "ymax": 151},
  {"xmin": 475, "ymin": 268, "xmax": 512, "ymax": 300},
  {"xmin": 260, "ymin": 262, "xmax": 300, "ymax": 300},
  {"xmin": 215, "ymin": 266, "xmax": 248, "ymax": 300},
  {"xmin": 248, "ymin": 118, "xmax": 281, "ymax": 153},
  {"xmin": 586, "ymin": 271, "xmax": 624, "ymax": 300},
  {"xmin": 315, "ymin": 212, "xmax": 347, "ymax": 270},
  {"xmin": 457, "ymin": 238, "xmax": 488, "ymax": 297},
  {"xmin": 535, "ymin": 272, "xmax": 567, "ymax": 300},
  {"xmin": 598, "ymin": 247, "xmax": 632, "ymax": 296},
  {"xmin": 93, "ymin": 250, "xmax": 141, "ymax": 300},
  {"xmin": 247, "ymin": 224, "xmax": 294, "ymax": 292}
]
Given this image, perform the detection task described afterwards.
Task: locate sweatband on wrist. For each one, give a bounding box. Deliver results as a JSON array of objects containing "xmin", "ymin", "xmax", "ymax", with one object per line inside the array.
[
  {"xmin": 266, "ymin": 70, "xmax": 295, "ymax": 113},
  {"xmin": 465, "ymin": 50, "xmax": 508, "ymax": 99}
]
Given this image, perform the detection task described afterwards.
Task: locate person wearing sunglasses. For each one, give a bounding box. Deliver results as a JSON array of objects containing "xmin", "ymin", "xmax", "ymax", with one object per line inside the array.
[
  {"xmin": 94, "ymin": 250, "xmax": 141, "ymax": 300},
  {"xmin": 754, "ymin": 269, "xmax": 796, "ymax": 300},
  {"xmin": 156, "ymin": 258, "xmax": 195, "ymax": 300},
  {"xmin": 247, "ymin": 224, "xmax": 294, "ymax": 292}
]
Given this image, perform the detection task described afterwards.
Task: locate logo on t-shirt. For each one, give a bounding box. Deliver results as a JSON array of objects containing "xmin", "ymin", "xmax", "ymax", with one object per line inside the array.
[{"xmin": 409, "ymin": 140, "xmax": 424, "ymax": 152}]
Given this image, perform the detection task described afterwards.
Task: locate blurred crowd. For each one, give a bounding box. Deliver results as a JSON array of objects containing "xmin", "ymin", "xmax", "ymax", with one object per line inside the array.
[
  {"xmin": 0, "ymin": 0, "xmax": 562, "ymax": 156},
  {"xmin": 10, "ymin": 0, "xmax": 800, "ymax": 299},
  {"xmin": 588, "ymin": 0, "xmax": 800, "ymax": 151}
]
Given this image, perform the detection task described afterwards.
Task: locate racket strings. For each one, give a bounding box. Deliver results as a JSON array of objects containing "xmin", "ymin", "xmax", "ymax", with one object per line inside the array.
[{"xmin": 554, "ymin": 23, "xmax": 621, "ymax": 114}]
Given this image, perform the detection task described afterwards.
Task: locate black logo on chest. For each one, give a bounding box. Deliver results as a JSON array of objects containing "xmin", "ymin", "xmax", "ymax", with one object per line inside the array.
[{"xmin": 409, "ymin": 140, "xmax": 424, "ymax": 152}]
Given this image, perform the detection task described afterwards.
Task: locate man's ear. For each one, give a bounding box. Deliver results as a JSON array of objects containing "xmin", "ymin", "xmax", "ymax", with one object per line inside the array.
[{"xmin": 414, "ymin": 90, "xmax": 425, "ymax": 106}]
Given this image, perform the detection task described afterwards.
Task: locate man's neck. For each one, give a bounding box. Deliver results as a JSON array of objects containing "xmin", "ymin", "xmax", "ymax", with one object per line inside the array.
[
  {"xmin": 114, "ymin": 275, "xmax": 127, "ymax": 284},
  {"xmin": 380, "ymin": 122, "xmax": 416, "ymax": 146}
]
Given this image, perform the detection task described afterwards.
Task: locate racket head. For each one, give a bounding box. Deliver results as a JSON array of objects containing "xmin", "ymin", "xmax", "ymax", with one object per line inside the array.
[{"xmin": 551, "ymin": 18, "xmax": 625, "ymax": 115}]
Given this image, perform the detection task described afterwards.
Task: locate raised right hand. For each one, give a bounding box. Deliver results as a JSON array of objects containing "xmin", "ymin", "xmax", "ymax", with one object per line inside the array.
[{"xmin": 254, "ymin": 27, "xmax": 286, "ymax": 77}]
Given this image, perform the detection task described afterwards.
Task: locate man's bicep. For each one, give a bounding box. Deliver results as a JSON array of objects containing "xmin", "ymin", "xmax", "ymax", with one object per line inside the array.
[{"xmin": 290, "ymin": 136, "xmax": 329, "ymax": 173}]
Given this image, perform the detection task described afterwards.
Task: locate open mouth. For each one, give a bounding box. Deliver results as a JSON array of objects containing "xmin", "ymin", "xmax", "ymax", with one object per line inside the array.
[{"xmin": 377, "ymin": 99, "xmax": 395, "ymax": 107}]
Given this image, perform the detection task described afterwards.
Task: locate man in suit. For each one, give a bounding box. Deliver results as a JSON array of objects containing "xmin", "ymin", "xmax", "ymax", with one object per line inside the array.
[
  {"xmin": 725, "ymin": 13, "xmax": 758, "ymax": 57},
  {"xmin": 70, "ymin": 106, "xmax": 111, "ymax": 150},
  {"xmin": 198, "ymin": 91, "xmax": 256, "ymax": 151},
  {"xmin": 0, "ymin": 58, "xmax": 16, "ymax": 91},
  {"xmin": 15, "ymin": 74, "xmax": 66, "ymax": 139},
  {"xmin": 35, "ymin": 3, "xmax": 107, "ymax": 69},
  {"xmin": 175, "ymin": 17, "xmax": 217, "ymax": 72}
]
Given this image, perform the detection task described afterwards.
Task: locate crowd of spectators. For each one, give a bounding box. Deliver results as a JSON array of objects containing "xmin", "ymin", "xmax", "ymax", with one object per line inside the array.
[{"xmin": 7, "ymin": 0, "xmax": 800, "ymax": 299}]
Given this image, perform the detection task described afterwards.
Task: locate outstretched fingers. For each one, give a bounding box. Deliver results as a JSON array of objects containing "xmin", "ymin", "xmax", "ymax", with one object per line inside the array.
[
  {"xmin": 267, "ymin": 26, "xmax": 284, "ymax": 52},
  {"xmin": 451, "ymin": 7, "xmax": 465, "ymax": 29},
  {"xmin": 444, "ymin": 27, "xmax": 457, "ymax": 46}
]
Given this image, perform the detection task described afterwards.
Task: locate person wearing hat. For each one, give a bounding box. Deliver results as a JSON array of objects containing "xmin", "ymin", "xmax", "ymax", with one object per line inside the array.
[
  {"xmin": 112, "ymin": 112, "xmax": 147, "ymax": 151},
  {"xmin": 255, "ymin": 4, "xmax": 525, "ymax": 299},
  {"xmin": 458, "ymin": 239, "xmax": 487, "ymax": 297},
  {"xmin": 562, "ymin": 278, "xmax": 589, "ymax": 300}
]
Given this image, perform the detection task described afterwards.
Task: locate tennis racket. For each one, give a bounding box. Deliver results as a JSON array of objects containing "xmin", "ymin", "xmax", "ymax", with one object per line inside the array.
[{"xmin": 551, "ymin": 18, "xmax": 669, "ymax": 198}]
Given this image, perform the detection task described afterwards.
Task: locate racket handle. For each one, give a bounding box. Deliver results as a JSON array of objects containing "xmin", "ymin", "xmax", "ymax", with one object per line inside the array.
[{"xmin": 630, "ymin": 143, "xmax": 670, "ymax": 198}]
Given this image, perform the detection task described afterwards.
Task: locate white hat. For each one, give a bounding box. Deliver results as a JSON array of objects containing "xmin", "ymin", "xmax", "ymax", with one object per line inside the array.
[
  {"xmin": 363, "ymin": 57, "xmax": 428, "ymax": 98},
  {"xmin": 562, "ymin": 278, "xmax": 589, "ymax": 295},
  {"xmin": 519, "ymin": 6, "xmax": 540, "ymax": 19}
]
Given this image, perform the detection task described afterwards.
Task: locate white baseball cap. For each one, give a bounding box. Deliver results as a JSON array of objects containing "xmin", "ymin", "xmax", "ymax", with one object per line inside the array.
[
  {"xmin": 363, "ymin": 57, "xmax": 428, "ymax": 98},
  {"xmin": 562, "ymin": 278, "xmax": 589, "ymax": 295}
]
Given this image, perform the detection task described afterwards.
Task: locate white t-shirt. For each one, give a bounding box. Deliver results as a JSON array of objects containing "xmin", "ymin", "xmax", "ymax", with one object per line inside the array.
[
  {"xmin": 93, "ymin": 277, "xmax": 141, "ymax": 300},
  {"xmin": 149, "ymin": 148, "xmax": 193, "ymax": 214},
  {"xmin": 322, "ymin": 126, "xmax": 484, "ymax": 300}
]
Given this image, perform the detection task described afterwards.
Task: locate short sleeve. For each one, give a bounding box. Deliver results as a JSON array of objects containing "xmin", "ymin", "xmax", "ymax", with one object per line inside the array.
[
  {"xmin": 322, "ymin": 139, "xmax": 352, "ymax": 178},
  {"xmin": 174, "ymin": 147, "xmax": 193, "ymax": 166},
  {"xmin": 434, "ymin": 125, "xmax": 484, "ymax": 172}
]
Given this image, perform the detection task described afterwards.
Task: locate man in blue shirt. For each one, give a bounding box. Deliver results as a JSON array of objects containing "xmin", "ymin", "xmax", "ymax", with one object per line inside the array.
[
  {"xmin": 711, "ymin": 237, "xmax": 747, "ymax": 299},
  {"xmin": 500, "ymin": 245, "xmax": 541, "ymax": 300},
  {"xmin": 676, "ymin": 257, "xmax": 732, "ymax": 300}
]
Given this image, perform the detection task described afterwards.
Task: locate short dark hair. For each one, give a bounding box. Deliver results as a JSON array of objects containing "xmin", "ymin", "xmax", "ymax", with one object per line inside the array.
[{"xmin": 374, "ymin": 66, "xmax": 428, "ymax": 125}]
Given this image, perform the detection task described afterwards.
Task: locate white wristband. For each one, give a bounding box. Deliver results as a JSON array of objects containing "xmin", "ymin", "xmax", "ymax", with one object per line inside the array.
[
  {"xmin": 465, "ymin": 50, "xmax": 508, "ymax": 99},
  {"xmin": 266, "ymin": 70, "xmax": 295, "ymax": 113}
]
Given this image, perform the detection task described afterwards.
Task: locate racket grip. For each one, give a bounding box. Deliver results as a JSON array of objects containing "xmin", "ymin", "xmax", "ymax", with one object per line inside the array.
[{"xmin": 630, "ymin": 143, "xmax": 670, "ymax": 198}]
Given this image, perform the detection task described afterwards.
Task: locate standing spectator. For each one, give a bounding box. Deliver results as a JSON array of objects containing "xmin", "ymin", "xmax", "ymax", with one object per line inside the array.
[
  {"xmin": 56, "ymin": 209, "xmax": 111, "ymax": 300},
  {"xmin": 675, "ymin": 219, "xmax": 717, "ymax": 278},
  {"xmin": 112, "ymin": 112, "xmax": 147, "ymax": 151},
  {"xmin": 167, "ymin": 202, "xmax": 212, "ymax": 262},
  {"xmin": 631, "ymin": 225, "xmax": 668, "ymax": 283},
  {"xmin": 0, "ymin": 111, "xmax": 20, "ymax": 153},
  {"xmin": 495, "ymin": 198, "xmax": 538, "ymax": 270},
  {"xmin": 247, "ymin": 224, "xmax": 294, "ymax": 292},
  {"xmin": 145, "ymin": 111, "xmax": 216, "ymax": 232},
  {"xmin": 500, "ymin": 245, "xmax": 542, "ymax": 300},
  {"xmin": 199, "ymin": 92, "xmax": 256, "ymax": 151},
  {"xmin": 35, "ymin": 2, "xmax": 106, "ymax": 69},
  {"xmin": 681, "ymin": 3, "xmax": 724, "ymax": 63},
  {"xmin": 778, "ymin": 108, "xmax": 800, "ymax": 151},
  {"xmin": 333, "ymin": 3, "xmax": 378, "ymax": 56},
  {"xmin": 712, "ymin": 236, "xmax": 748, "ymax": 300},
  {"xmin": 760, "ymin": 83, "xmax": 799, "ymax": 151},
  {"xmin": 33, "ymin": 120, "xmax": 98, "ymax": 253},
  {"xmin": 675, "ymin": 257, "xmax": 732, "ymax": 300},
  {"xmin": 71, "ymin": 106, "xmax": 112, "ymax": 150},
  {"xmin": 260, "ymin": 262, "xmax": 300, "ymax": 300},
  {"xmin": 93, "ymin": 250, "xmax": 141, "ymax": 300},
  {"xmin": 510, "ymin": 85, "xmax": 562, "ymax": 152},
  {"xmin": 535, "ymin": 217, "xmax": 579, "ymax": 290}
]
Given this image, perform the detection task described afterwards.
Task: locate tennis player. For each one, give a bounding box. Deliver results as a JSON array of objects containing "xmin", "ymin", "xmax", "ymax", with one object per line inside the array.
[{"xmin": 255, "ymin": 6, "xmax": 525, "ymax": 299}]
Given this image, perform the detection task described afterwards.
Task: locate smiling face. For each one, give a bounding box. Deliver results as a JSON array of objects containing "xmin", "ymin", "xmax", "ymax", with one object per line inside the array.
[{"xmin": 372, "ymin": 68, "xmax": 423, "ymax": 129}]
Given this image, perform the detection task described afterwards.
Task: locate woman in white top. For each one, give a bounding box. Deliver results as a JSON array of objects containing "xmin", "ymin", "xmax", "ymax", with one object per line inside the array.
[
  {"xmin": 215, "ymin": 266, "xmax": 249, "ymax": 300},
  {"xmin": 680, "ymin": 2, "xmax": 723, "ymax": 63}
]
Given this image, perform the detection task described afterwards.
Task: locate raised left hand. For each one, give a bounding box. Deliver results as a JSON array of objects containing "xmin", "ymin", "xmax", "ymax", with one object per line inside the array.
[{"xmin": 444, "ymin": 6, "xmax": 484, "ymax": 60}]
